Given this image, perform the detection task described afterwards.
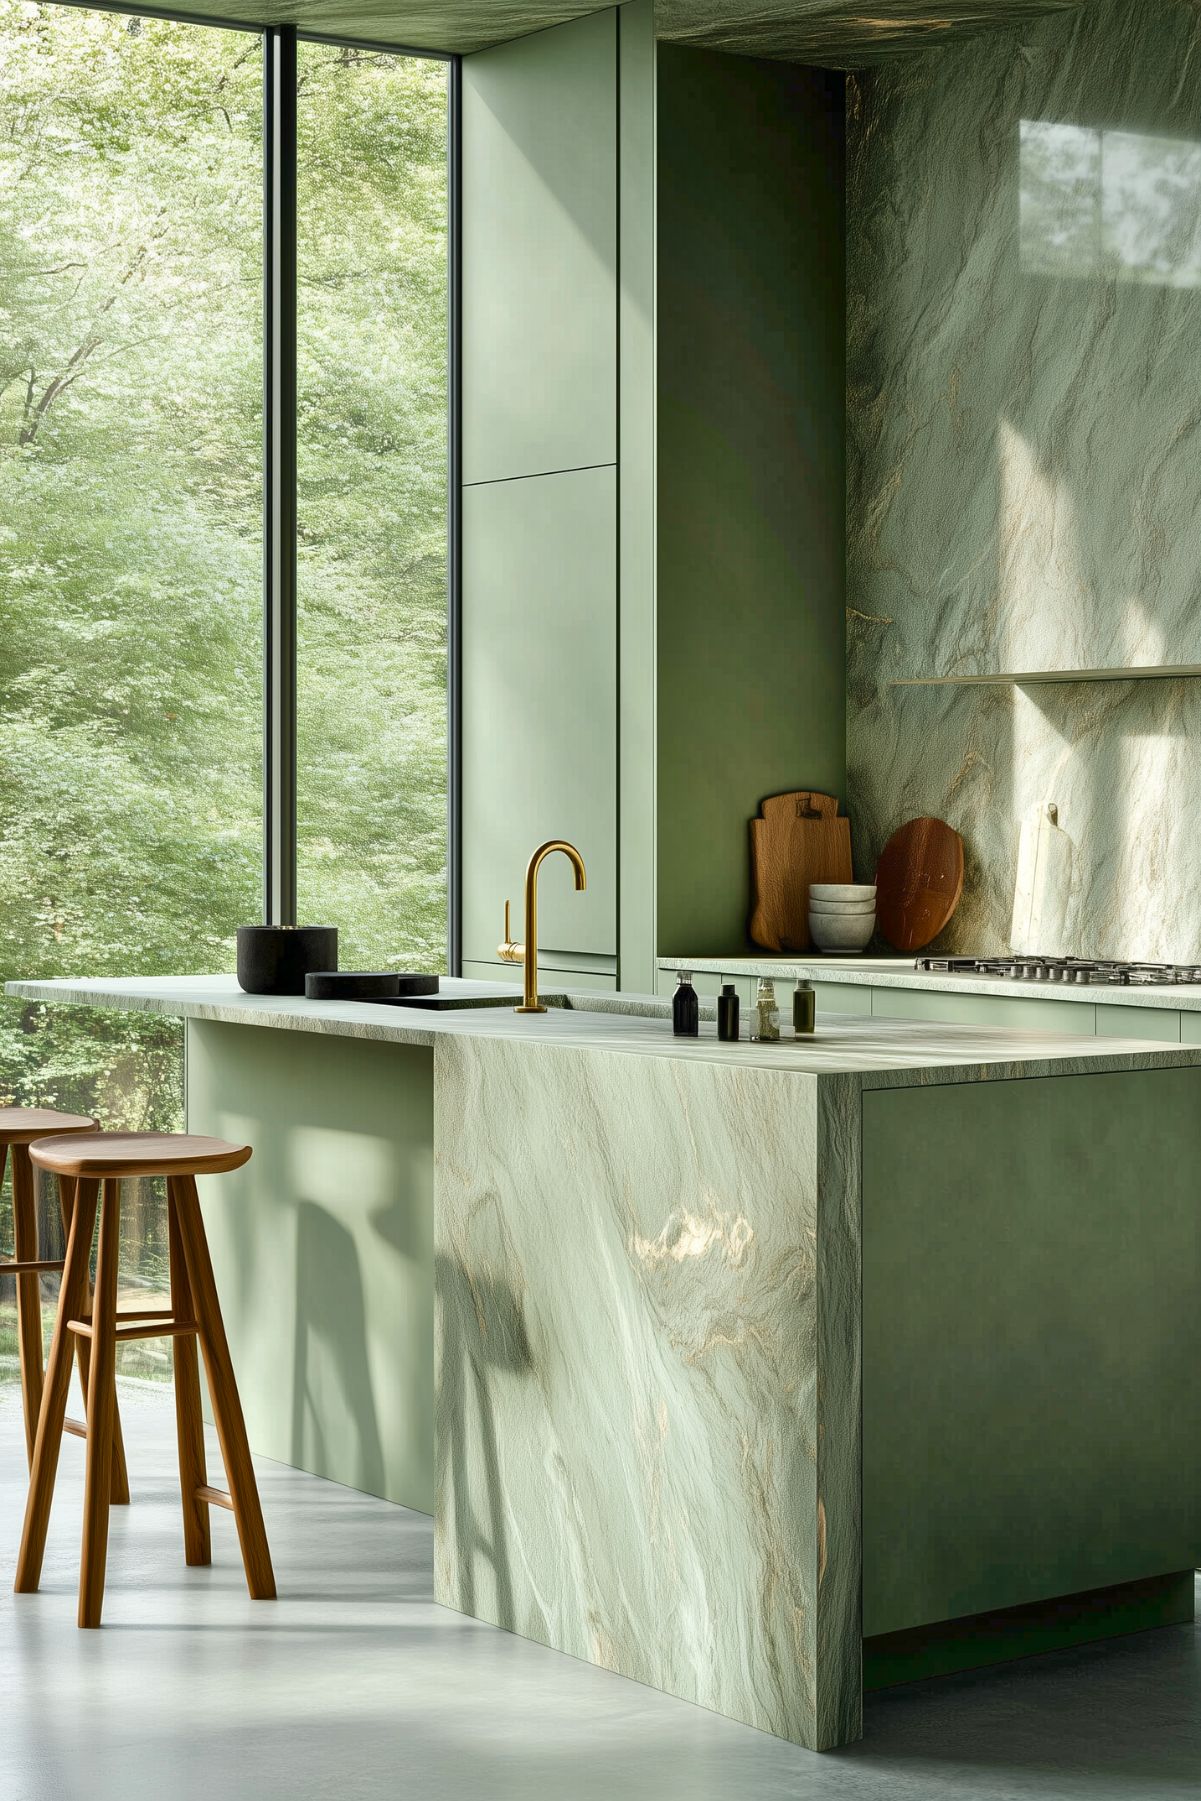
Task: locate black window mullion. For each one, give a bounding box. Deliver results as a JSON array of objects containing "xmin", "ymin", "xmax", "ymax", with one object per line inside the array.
[{"xmin": 264, "ymin": 25, "xmax": 298, "ymax": 926}]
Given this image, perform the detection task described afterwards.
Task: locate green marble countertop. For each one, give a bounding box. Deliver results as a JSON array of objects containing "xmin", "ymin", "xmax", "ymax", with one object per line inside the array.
[
  {"xmin": 8, "ymin": 974, "xmax": 1201, "ymax": 1091},
  {"xmin": 659, "ymin": 955, "xmax": 1201, "ymax": 1012}
]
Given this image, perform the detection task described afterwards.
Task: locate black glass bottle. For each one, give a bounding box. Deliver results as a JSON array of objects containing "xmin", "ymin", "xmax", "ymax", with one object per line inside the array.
[
  {"xmin": 717, "ymin": 982, "xmax": 740, "ymax": 1042},
  {"xmin": 672, "ymin": 971, "xmax": 700, "ymax": 1037}
]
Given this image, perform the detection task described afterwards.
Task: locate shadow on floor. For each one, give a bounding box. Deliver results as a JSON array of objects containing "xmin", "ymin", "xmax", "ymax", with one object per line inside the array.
[
  {"xmin": 837, "ymin": 1607, "xmax": 1201, "ymax": 1797},
  {"xmin": 1, "ymin": 1387, "xmax": 1196, "ymax": 1801}
]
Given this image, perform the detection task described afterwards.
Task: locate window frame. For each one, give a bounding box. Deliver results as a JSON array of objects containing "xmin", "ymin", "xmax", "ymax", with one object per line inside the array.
[
  {"xmin": 39, "ymin": 2, "xmax": 462, "ymax": 969},
  {"xmin": 268, "ymin": 27, "xmax": 459, "ymax": 968}
]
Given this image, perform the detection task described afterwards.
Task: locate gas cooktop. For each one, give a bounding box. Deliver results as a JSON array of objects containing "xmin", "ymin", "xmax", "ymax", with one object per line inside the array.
[{"xmin": 914, "ymin": 956, "xmax": 1201, "ymax": 987}]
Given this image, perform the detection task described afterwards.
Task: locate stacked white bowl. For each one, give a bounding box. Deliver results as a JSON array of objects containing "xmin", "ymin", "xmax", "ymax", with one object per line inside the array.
[{"xmin": 808, "ymin": 883, "xmax": 877, "ymax": 953}]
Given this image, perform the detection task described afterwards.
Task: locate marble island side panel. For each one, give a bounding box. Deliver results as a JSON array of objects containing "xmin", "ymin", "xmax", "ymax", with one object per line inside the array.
[{"xmin": 433, "ymin": 1034, "xmax": 863, "ymax": 1751}]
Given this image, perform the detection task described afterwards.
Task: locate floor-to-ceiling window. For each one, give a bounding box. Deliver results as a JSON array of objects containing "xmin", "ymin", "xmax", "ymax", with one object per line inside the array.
[
  {"xmin": 296, "ymin": 44, "xmax": 449, "ymax": 971},
  {"xmin": 0, "ymin": 4, "xmax": 451, "ymax": 1384},
  {"xmin": 0, "ymin": 3, "xmax": 264, "ymax": 1378}
]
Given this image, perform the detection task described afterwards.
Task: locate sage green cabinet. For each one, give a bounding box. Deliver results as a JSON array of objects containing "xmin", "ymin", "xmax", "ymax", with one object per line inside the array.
[
  {"xmin": 870, "ymin": 985, "xmax": 1098, "ymax": 1035},
  {"xmin": 462, "ymin": 9, "xmax": 617, "ymax": 486},
  {"xmin": 863, "ymin": 1069, "xmax": 1201, "ymax": 1636},
  {"xmin": 460, "ymin": 12, "xmax": 846, "ymax": 988},
  {"xmin": 1094, "ymin": 1004, "xmax": 1180, "ymax": 1042},
  {"xmin": 461, "ymin": 959, "xmax": 617, "ymax": 994},
  {"xmin": 460, "ymin": 12, "xmax": 619, "ymax": 979},
  {"xmin": 461, "ymin": 466, "xmax": 617, "ymax": 966},
  {"xmin": 813, "ymin": 980, "xmax": 872, "ymax": 1018},
  {"xmin": 652, "ymin": 47, "xmax": 846, "ymax": 964}
]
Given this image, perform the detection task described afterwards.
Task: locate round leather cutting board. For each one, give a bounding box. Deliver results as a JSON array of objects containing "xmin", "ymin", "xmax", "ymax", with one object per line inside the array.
[{"xmin": 875, "ymin": 817, "xmax": 964, "ymax": 952}]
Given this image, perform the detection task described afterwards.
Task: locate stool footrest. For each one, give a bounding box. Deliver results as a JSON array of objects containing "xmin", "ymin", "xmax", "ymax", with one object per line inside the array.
[
  {"xmin": 0, "ymin": 1258, "xmax": 66, "ymax": 1274},
  {"xmin": 68, "ymin": 1317, "xmax": 198, "ymax": 1344},
  {"xmin": 63, "ymin": 1417, "xmax": 88, "ymax": 1440},
  {"xmin": 196, "ymin": 1485, "xmax": 235, "ymax": 1512}
]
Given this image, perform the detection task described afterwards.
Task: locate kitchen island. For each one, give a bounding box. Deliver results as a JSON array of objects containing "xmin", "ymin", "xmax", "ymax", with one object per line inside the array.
[{"xmin": 8, "ymin": 973, "xmax": 1201, "ymax": 1751}]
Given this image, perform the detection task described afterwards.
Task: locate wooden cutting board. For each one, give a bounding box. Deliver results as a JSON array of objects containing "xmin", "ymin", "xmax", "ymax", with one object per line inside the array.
[
  {"xmin": 875, "ymin": 817, "xmax": 964, "ymax": 953},
  {"xmin": 1011, "ymin": 801, "xmax": 1073, "ymax": 956},
  {"xmin": 749, "ymin": 791, "xmax": 853, "ymax": 951}
]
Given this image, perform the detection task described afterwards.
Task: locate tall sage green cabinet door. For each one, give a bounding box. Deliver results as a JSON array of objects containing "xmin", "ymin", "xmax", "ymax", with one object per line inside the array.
[
  {"xmin": 460, "ymin": 8, "xmax": 620, "ymax": 970},
  {"xmin": 462, "ymin": 9, "xmax": 617, "ymax": 484},
  {"xmin": 462, "ymin": 467, "xmax": 617, "ymax": 962}
]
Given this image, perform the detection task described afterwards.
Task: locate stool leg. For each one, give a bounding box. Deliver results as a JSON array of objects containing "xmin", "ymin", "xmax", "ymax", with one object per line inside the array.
[
  {"xmin": 78, "ymin": 1176, "xmax": 121, "ymax": 1629},
  {"xmin": 15, "ymin": 1177, "xmax": 100, "ymax": 1595},
  {"xmin": 57, "ymin": 1174, "xmax": 130, "ymax": 1506},
  {"xmin": 171, "ymin": 1176, "xmax": 275, "ymax": 1600},
  {"xmin": 167, "ymin": 1185, "xmax": 210, "ymax": 1566},
  {"xmin": 12, "ymin": 1145, "xmax": 44, "ymax": 1470}
]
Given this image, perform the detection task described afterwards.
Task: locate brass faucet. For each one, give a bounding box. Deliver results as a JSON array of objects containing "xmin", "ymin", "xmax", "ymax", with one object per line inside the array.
[{"xmin": 498, "ymin": 839, "xmax": 587, "ymax": 1013}]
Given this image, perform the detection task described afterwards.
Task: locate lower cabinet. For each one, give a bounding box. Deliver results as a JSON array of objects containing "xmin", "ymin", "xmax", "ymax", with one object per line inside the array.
[
  {"xmin": 812, "ymin": 981, "xmax": 871, "ymax": 1018},
  {"xmin": 869, "ymin": 989, "xmax": 1183, "ymax": 1040},
  {"xmin": 461, "ymin": 958, "xmax": 617, "ymax": 994},
  {"xmin": 869, "ymin": 986, "xmax": 1097, "ymax": 1035},
  {"xmin": 1094, "ymin": 1005, "xmax": 1180, "ymax": 1043}
]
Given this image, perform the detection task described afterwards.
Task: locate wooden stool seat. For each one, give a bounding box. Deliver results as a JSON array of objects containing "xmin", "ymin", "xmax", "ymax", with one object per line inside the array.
[
  {"xmin": 0, "ymin": 1109, "xmax": 129, "ymax": 1506},
  {"xmin": 15, "ymin": 1132, "xmax": 274, "ymax": 1626},
  {"xmin": 0, "ymin": 1107, "xmax": 95, "ymax": 1143},
  {"xmin": 30, "ymin": 1131, "xmax": 253, "ymax": 1181}
]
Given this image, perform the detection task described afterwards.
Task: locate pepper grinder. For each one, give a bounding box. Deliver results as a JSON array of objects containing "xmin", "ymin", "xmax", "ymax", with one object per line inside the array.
[{"xmin": 749, "ymin": 977, "xmax": 780, "ymax": 1042}]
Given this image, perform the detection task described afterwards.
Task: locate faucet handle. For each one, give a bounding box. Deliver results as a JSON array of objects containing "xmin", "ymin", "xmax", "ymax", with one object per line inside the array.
[{"xmin": 498, "ymin": 899, "xmax": 524, "ymax": 964}]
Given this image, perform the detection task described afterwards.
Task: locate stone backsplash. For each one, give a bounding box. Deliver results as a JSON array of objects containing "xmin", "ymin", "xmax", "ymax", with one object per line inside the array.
[{"xmin": 847, "ymin": 0, "xmax": 1201, "ymax": 959}]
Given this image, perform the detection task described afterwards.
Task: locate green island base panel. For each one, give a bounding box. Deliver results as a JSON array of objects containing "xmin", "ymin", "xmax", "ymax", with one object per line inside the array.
[{"xmin": 185, "ymin": 1018, "xmax": 435, "ymax": 1514}]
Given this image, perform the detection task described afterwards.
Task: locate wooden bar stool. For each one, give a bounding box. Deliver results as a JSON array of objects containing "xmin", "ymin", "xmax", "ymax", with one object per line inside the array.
[
  {"xmin": 14, "ymin": 1132, "xmax": 275, "ymax": 1627},
  {"xmin": 0, "ymin": 1108, "xmax": 129, "ymax": 1503}
]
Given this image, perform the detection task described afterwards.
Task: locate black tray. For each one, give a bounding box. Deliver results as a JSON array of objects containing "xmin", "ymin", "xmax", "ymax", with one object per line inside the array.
[{"xmin": 305, "ymin": 971, "xmax": 439, "ymax": 1001}]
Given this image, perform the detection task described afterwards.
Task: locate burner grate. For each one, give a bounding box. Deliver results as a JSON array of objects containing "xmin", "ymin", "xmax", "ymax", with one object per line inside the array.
[{"xmin": 915, "ymin": 956, "xmax": 1201, "ymax": 986}]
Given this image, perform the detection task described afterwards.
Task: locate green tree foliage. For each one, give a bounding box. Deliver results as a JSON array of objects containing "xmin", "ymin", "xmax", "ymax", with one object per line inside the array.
[
  {"xmin": 0, "ymin": 5, "xmax": 448, "ymax": 1371},
  {"xmin": 296, "ymin": 40, "xmax": 449, "ymax": 970}
]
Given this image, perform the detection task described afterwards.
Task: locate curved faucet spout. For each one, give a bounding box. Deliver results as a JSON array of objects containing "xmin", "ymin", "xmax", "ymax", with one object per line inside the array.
[{"xmin": 513, "ymin": 839, "xmax": 587, "ymax": 1014}]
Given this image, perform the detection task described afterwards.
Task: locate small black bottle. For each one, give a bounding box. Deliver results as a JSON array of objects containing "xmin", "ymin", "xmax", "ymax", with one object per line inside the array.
[
  {"xmin": 793, "ymin": 979, "xmax": 816, "ymax": 1036},
  {"xmin": 672, "ymin": 971, "xmax": 700, "ymax": 1037},
  {"xmin": 717, "ymin": 982, "xmax": 740, "ymax": 1042}
]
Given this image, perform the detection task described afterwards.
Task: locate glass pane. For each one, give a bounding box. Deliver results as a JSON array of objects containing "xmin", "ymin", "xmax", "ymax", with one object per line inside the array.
[
  {"xmin": 0, "ymin": 4, "xmax": 263, "ymax": 1381},
  {"xmin": 296, "ymin": 45, "xmax": 450, "ymax": 973}
]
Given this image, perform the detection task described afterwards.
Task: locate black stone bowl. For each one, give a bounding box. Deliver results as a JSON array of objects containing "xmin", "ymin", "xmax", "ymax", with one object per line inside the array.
[{"xmin": 236, "ymin": 925, "xmax": 338, "ymax": 996}]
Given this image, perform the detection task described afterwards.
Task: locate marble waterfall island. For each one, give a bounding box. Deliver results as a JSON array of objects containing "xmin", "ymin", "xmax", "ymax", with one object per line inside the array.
[{"xmin": 9, "ymin": 974, "xmax": 1201, "ymax": 1750}]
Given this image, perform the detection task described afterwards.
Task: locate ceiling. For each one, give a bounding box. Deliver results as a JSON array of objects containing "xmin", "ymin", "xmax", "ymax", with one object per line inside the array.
[
  {"xmin": 656, "ymin": 0, "xmax": 1082, "ymax": 67},
  {"xmin": 85, "ymin": 0, "xmax": 1081, "ymax": 63}
]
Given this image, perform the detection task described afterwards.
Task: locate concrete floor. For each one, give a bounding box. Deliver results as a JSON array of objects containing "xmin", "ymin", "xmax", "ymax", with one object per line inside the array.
[{"xmin": 0, "ymin": 1386, "xmax": 1198, "ymax": 1801}]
